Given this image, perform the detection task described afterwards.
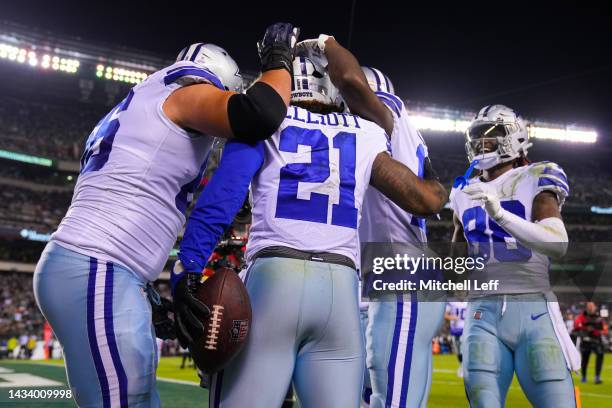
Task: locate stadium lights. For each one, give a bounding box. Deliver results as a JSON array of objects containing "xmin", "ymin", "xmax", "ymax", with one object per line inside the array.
[
  {"xmin": 0, "ymin": 42, "xmax": 79, "ymax": 73},
  {"xmin": 96, "ymin": 64, "xmax": 148, "ymax": 84},
  {"xmin": 20, "ymin": 229, "xmax": 52, "ymax": 242},
  {"xmin": 409, "ymin": 115, "xmax": 472, "ymax": 133},
  {"xmin": 527, "ymin": 125, "xmax": 597, "ymax": 143},
  {"xmin": 591, "ymin": 206, "xmax": 612, "ymax": 215},
  {"xmin": 407, "ymin": 111, "xmax": 597, "ymax": 144},
  {"xmin": 0, "ymin": 149, "xmax": 53, "ymax": 167}
]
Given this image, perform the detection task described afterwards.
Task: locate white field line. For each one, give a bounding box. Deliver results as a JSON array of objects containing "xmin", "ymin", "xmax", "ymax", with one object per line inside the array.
[
  {"xmin": 156, "ymin": 377, "xmax": 199, "ymax": 386},
  {"xmin": 4, "ymin": 361, "xmax": 200, "ymax": 387},
  {"xmin": 11, "ymin": 361, "xmax": 612, "ymax": 396}
]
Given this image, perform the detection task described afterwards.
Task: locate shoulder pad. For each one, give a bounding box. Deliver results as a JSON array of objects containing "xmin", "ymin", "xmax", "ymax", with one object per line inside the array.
[
  {"xmin": 162, "ymin": 62, "xmax": 224, "ymax": 90},
  {"xmin": 530, "ymin": 161, "xmax": 569, "ymax": 206},
  {"xmin": 375, "ymin": 91, "xmax": 404, "ymax": 118}
]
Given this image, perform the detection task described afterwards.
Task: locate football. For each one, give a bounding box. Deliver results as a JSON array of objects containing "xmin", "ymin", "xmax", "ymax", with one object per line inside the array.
[{"xmin": 189, "ymin": 267, "xmax": 252, "ymax": 373}]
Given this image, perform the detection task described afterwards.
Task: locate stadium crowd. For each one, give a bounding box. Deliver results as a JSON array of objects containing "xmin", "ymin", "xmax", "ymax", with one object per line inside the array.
[
  {"xmin": 0, "ymin": 163, "xmax": 76, "ymax": 187},
  {"xmin": 0, "ymin": 272, "xmax": 45, "ymax": 359},
  {"xmin": 0, "ymin": 95, "xmax": 105, "ymax": 161},
  {"xmin": 0, "ymin": 185, "xmax": 72, "ymax": 231},
  {"xmin": 0, "ymin": 85, "xmax": 611, "ymax": 207}
]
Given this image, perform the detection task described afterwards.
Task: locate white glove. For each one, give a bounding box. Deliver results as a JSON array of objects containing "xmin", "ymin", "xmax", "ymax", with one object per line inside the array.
[
  {"xmin": 463, "ymin": 183, "xmax": 502, "ymax": 221},
  {"xmin": 295, "ymin": 34, "xmax": 333, "ymax": 72}
]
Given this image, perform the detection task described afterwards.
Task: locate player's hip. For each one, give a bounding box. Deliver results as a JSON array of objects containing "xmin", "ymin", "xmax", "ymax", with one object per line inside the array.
[
  {"xmin": 464, "ymin": 294, "xmax": 557, "ymax": 342},
  {"xmin": 34, "ymin": 240, "xmax": 154, "ymax": 349},
  {"xmin": 34, "ymin": 241, "xmax": 147, "ymax": 312},
  {"xmin": 245, "ymin": 252, "xmax": 359, "ymax": 302},
  {"xmin": 250, "ymin": 245, "xmax": 356, "ymax": 268},
  {"xmin": 244, "ymin": 253, "xmax": 361, "ymax": 340},
  {"xmin": 34, "ymin": 241, "xmax": 158, "ymax": 407},
  {"xmin": 246, "ymin": 233, "xmax": 359, "ymax": 267}
]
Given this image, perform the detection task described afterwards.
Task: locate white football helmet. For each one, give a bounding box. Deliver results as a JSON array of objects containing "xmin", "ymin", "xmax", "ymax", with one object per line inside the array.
[
  {"xmin": 291, "ymin": 56, "xmax": 343, "ymax": 109},
  {"xmin": 466, "ymin": 105, "xmax": 532, "ymax": 170},
  {"xmin": 176, "ymin": 43, "xmax": 243, "ymax": 92},
  {"xmin": 362, "ymin": 66, "xmax": 395, "ymax": 94}
]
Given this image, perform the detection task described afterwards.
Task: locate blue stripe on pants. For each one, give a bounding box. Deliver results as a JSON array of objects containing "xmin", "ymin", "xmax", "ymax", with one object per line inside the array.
[
  {"xmin": 104, "ymin": 262, "xmax": 129, "ymax": 408},
  {"xmin": 399, "ymin": 296, "xmax": 418, "ymax": 406},
  {"xmin": 35, "ymin": 242, "xmax": 160, "ymax": 407},
  {"xmin": 87, "ymin": 258, "xmax": 111, "ymax": 408},
  {"xmin": 386, "ymin": 294, "xmax": 404, "ymax": 406}
]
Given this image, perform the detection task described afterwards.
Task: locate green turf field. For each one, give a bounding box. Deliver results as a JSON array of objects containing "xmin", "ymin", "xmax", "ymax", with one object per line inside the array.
[{"xmin": 1, "ymin": 355, "xmax": 611, "ymax": 407}]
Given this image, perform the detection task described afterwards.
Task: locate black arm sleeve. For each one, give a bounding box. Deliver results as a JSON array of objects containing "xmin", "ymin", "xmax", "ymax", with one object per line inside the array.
[{"xmin": 227, "ymin": 82, "xmax": 287, "ymax": 142}]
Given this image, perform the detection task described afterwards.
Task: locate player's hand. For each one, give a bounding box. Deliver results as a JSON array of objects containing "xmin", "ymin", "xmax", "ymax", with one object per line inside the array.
[
  {"xmin": 295, "ymin": 35, "xmax": 334, "ymax": 72},
  {"xmin": 171, "ymin": 260, "xmax": 211, "ymax": 347},
  {"xmin": 257, "ymin": 22, "xmax": 300, "ymax": 73},
  {"xmin": 463, "ymin": 183, "xmax": 502, "ymax": 221},
  {"xmin": 151, "ymin": 296, "xmax": 177, "ymax": 340}
]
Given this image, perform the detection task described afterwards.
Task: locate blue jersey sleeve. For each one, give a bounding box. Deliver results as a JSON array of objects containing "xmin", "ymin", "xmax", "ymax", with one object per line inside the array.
[{"xmin": 178, "ymin": 140, "xmax": 264, "ymax": 272}]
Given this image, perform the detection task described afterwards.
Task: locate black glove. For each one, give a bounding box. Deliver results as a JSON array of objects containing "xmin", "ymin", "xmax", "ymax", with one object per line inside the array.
[
  {"xmin": 197, "ymin": 368, "xmax": 210, "ymax": 389},
  {"xmin": 257, "ymin": 22, "xmax": 300, "ymax": 73},
  {"xmin": 145, "ymin": 284, "xmax": 177, "ymax": 341},
  {"xmin": 151, "ymin": 296, "xmax": 177, "ymax": 341},
  {"xmin": 171, "ymin": 262, "xmax": 211, "ymax": 348}
]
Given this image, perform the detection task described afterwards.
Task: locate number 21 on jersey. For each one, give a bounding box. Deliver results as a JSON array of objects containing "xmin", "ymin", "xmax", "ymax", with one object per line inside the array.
[{"xmin": 275, "ymin": 125, "xmax": 358, "ymax": 229}]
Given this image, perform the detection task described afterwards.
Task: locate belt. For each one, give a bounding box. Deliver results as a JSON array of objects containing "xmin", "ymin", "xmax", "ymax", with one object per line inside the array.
[{"xmin": 252, "ymin": 246, "xmax": 356, "ymax": 270}]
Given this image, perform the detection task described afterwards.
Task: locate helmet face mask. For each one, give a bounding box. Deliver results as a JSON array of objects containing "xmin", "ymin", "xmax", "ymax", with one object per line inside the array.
[
  {"xmin": 176, "ymin": 43, "xmax": 243, "ymax": 93},
  {"xmin": 465, "ymin": 105, "xmax": 531, "ymax": 170}
]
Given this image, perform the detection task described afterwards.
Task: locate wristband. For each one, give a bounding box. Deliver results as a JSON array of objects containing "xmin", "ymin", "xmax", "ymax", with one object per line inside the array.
[{"xmin": 317, "ymin": 34, "xmax": 334, "ymax": 52}]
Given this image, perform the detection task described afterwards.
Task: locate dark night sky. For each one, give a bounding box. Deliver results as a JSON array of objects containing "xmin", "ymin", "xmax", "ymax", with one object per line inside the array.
[{"xmin": 4, "ymin": 1, "xmax": 612, "ymax": 142}]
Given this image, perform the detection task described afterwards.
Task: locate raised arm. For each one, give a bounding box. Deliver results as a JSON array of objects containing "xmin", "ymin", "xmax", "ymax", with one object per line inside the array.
[
  {"xmin": 164, "ymin": 23, "xmax": 299, "ymax": 141},
  {"xmin": 369, "ymin": 152, "xmax": 448, "ymax": 216},
  {"xmin": 321, "ymin": 37, "xmax": 394, "ymax": 135}
]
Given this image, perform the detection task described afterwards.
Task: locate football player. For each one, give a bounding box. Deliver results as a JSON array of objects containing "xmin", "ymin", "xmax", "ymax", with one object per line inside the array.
[
  {"xmin": 298, "ymin": 35, "xmax": 448, "ymax": 407},
  {"xmin": 450, "ymin": 105, "xmax": 580, "ymax": 407},
  {"xmin": 445, "ymin": 301, "xmax": 468, "ymax": 377},
  {"xmin": 183, "ymin": 53, "xmax": 447, "ymax": 406},
  {"xmin": 33, "ymin": 22, "xmax": 299, "ymax": 407}
]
